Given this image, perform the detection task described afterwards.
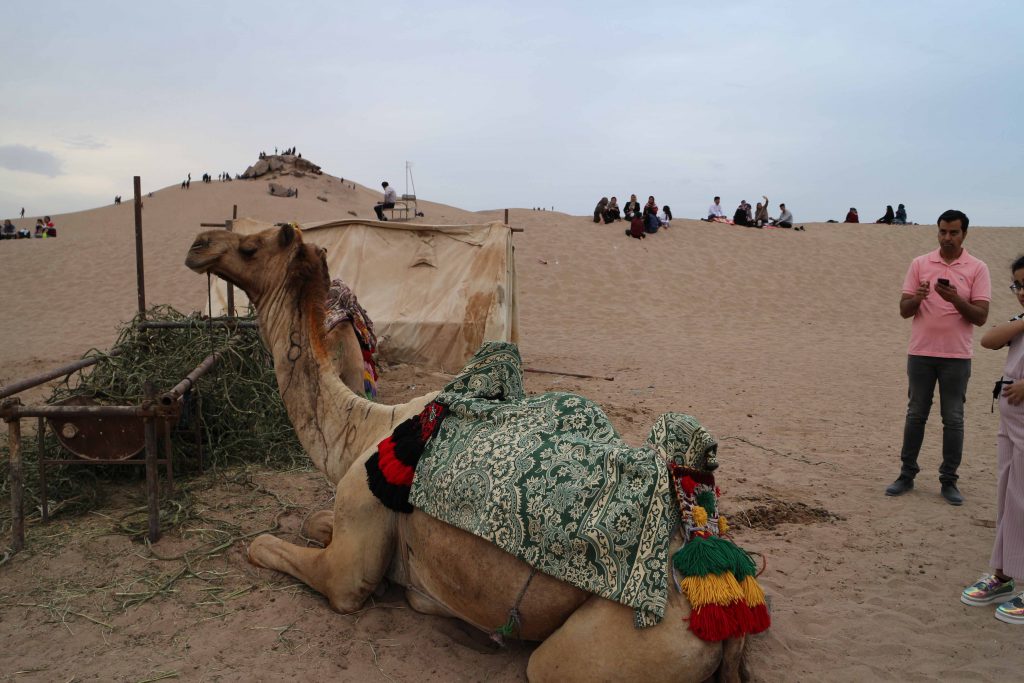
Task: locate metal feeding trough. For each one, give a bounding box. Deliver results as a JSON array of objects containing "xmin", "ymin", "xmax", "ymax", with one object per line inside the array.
[
  {"xmin": 49, "ymin": 396, "xmax": 146, "ymax": 460},
  {"xmin": 1, "ymin": 182, "xmax": 231, "ymax": 553}
]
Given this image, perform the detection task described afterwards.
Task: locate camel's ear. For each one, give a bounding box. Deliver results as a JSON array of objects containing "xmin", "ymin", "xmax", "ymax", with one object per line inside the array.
[{"xmin": 279, "ymin": 224, "xmax": 298, "ymax": 248}]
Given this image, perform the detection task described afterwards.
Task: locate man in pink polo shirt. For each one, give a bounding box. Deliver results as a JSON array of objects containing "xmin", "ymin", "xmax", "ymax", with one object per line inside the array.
[{"xmin": 887, "ymin": 210, "xmax": 991, "ymax": 505}]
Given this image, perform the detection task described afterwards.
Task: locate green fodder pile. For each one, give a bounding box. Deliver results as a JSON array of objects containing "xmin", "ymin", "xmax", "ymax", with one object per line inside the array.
[{"xmin": 0, "ymin": 306, "xmax": 304, "ymax": 537}]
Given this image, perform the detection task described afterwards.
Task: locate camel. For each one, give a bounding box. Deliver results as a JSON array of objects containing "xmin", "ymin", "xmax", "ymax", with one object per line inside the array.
[{"xmin": 185, "ymin": 224, "xmax": 747, "ymax": 682}]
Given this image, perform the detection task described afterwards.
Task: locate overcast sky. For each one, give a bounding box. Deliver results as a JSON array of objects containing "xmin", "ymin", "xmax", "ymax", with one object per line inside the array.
[{"xmin": 2, "ymin": 1, "xmax": 1021, "ymax": 224}]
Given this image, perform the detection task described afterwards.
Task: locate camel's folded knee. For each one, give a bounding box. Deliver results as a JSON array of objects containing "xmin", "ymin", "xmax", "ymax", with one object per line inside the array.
[{"xmin": 302, "ymin": 509, "xmax": 335, "ymax": 546}]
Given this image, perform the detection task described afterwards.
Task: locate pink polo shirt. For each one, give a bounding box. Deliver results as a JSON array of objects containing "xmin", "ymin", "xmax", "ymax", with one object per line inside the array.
[{"xmin": 902, "ymin": 247, "xmax": 991, "ymax": 358}]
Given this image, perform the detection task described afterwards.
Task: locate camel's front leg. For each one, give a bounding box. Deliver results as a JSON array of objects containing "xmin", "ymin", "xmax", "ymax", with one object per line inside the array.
[{"xmin": 249, "ymin": 466, "xmax": 396, "ymax": 613}]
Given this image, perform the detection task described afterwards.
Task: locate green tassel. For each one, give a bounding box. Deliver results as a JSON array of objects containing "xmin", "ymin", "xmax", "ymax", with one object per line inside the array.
[
  {"xmin": 673, "ymin": 535, "xmax": 734, "ymax": 576},
  {"xmin": 720, "ymin": 539, "xmax": 757, "ymax": 580},
  {"xmin": 696, "ymin": 489, "xmax": 717, "ymax": 515}
]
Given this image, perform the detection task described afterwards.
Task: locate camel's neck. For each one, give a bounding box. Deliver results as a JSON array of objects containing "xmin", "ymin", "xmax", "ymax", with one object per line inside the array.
[{"xmin": 257, "ymin": 287, "xmax": 418, "ymax": 484}]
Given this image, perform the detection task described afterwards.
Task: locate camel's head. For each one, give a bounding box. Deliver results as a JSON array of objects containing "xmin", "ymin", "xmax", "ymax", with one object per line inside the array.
[
  {"xmin": 185, "ymin": 223, "xmax": 329, "ymax": 309},
  {"xmin": 646, "ymin": 413, "xmax": 718, "ymax": 472}
]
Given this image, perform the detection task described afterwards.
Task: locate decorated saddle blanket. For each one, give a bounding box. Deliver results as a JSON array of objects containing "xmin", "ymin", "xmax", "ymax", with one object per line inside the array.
[
  {"xmin": 405, "ymin": 341, "xmax": 718, "ymax": 628},
  {"xmin": 324, "ymin": 278, "xmax": 379, "ymax": 398}
]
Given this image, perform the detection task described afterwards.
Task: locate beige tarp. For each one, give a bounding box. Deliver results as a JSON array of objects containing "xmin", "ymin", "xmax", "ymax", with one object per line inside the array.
[{"xmin": 212, "ymin": 218, "xmax": 519, "ymax": 372}]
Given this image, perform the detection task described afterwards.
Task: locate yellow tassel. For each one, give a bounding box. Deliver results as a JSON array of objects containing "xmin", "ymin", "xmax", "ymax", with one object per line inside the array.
[
  {"xmin": 681, "ymin": 572, "xmax": 743, "ymax": 608},
  {"xmin": 740, "ymin": 575, "xmax": 766, "ymax": 607},
  {"xmin": 718, "ymin": 516, "xmax": 729, "ymax": 535},
  {"xmin": 693, "ymin": 506, "xmax": 708, "ymax": 527}
]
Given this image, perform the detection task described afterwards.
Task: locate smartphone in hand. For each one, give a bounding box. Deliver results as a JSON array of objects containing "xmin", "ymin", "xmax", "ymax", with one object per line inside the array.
[{"xmin": 937, "ymin": 278, "xmax": 950, "ymax": 287}]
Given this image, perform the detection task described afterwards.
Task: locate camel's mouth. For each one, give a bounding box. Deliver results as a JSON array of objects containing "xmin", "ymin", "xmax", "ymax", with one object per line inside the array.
[
  {"xmin": 185, "ymin": 237, "xmax": 216, "ymax": 272},
  {"xmin": 185, "ymin": 236, "xmax": 235, "ymax": 276}
]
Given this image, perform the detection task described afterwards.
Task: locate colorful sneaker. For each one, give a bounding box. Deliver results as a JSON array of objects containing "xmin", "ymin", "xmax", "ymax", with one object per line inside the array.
[
  {"xmin": 961, "ymin": 574, "xmax": 1015, "ymax": 606},
  {"xmin": 995, "ymin": 593, "xmax": 1024, "ymax": 624}
]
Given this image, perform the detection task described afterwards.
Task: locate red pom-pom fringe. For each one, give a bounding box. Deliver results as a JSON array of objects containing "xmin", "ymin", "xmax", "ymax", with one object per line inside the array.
[
  {"xmin": 688, "ymin": 604, "xmax": 739, "ymax": 642},
  {"xmin": 365, "ymin": 401, "xmax": 447, "ymax": 513},
  {"xmin": 680, "ymin": 476, "xmax": 697, "ymax": 496},
  {"xmin": 748, "ymin": 603, "xmax": 771, "ymax": 634},
  {"xmin": 377, "ymin": 437, "xmax": 415, "ymax": 486}
]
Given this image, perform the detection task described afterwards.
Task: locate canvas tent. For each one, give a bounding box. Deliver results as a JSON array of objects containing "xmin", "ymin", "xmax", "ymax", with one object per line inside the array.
[{"xmin": 211, "ymin": 218, "xmax": 519, "ymax": 372}]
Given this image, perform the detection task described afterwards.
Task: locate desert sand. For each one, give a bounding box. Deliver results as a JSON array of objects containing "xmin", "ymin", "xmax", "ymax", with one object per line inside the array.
[{"xmin": 1, "ymin": 165, "xmax": 1022, "ymax": 681}]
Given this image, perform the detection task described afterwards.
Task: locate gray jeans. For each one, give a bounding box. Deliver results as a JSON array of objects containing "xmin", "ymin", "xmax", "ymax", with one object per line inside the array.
[{"xmin": 899, "ymin": 355, "xmax": 971, "ymax": 484}]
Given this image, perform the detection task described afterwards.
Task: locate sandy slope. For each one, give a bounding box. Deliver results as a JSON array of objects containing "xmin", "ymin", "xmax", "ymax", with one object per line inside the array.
[{"xmin": 2, "ymin": 171, "xmax": 1023, "ymax": 681}]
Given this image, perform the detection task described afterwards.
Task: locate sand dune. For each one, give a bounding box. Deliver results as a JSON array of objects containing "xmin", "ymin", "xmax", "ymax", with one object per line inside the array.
[{"xmin": 2, "ymin": 168, "xmax": 1022, "ymax": 680}]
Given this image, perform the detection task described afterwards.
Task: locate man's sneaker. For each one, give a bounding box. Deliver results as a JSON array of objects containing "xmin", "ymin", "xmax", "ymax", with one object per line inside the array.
[
  {"xmin": 941, "ymin": 484, "xmax": 964, "ymax": 506},
  {"xmin": 995, "ymin": 593, "xmax": 1024, "ymax": 624},
  {"xmin": 961, "ymin": 574, "xmax": 1015, "ymax": 606},
  {"xmin": 885, "ymin": 477, "xmax": 914, "ymax": 496}
]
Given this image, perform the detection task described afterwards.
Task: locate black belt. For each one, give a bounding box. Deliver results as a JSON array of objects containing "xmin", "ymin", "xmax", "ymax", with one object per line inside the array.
[{"xmin": 993, "ymin": 378, "xmax": 1016, "ymax": 412}]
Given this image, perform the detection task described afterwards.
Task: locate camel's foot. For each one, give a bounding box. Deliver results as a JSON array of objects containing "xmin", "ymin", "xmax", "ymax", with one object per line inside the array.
[
  {"xmin": 302, "ymin": 509, "xmax": 334, "ymax": 546},
  {"xmin": 246, "ymin": 532, "xmax": 365, "ymax": 613},
  {"xmin": 247, "ymin": 533, "xmax": 280, "ymax": 569},
  {"xmin": 406, "ymin": 587, "xmax": 457, "ymax": 618}
]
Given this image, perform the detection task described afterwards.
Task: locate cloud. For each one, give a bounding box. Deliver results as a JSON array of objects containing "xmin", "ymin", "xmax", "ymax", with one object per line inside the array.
[
  {"xmin": 0, "ymin": 145, "xmax": 62, "ymax": 177},
  {"xmin": 60, "ymin": 134, "xmax": 108, "ymax": 150}
]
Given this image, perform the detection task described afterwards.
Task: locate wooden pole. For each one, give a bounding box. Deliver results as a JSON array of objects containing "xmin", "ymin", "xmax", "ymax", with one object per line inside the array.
[
  {"xmin": 504, "ymin": 208, "xmax": 509, "ymax": 225},
  {"xmin": 37, "ymin": 417, "xmax": 48, "ymax": 523},
  {"xmin": 196, "ymin": 392, "xmax": 204, "ymax": 471},
  {"xmin": 7, "ymin": 416, "xmax": 24, "ymax": 551},
  {"xmin": 143, "ymin": 382, "xmax": 161, "ymax": 543},
  {"xmin": 133, "ymin": 176, "xmax": 146, "ymax": 320},
  {"xmin": 227, "ymin": 205, "xmax": 237, "ymax": 316}
]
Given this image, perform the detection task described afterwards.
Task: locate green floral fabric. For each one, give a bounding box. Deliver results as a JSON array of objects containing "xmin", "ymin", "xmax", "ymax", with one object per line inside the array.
[{"xmin": 409, "ymin": 342, "xmax": 716, "ymax": 628}]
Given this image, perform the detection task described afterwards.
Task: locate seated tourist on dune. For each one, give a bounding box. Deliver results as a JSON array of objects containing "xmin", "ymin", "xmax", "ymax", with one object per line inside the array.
[
  {"xmin": 732, "ymin": 202, "xmax": 745, "ymax": 226},
  {"xmin": 894, "ymin": 203, "xmax": 908, "ymax": 225},
  {"xmin": 707, "ymin": 196, "xmax": 726, "ymax": 221},
  {"xmin": 754, "ymin": 196, "xmax": 769, "ymax": 227},
  {"xmin": 643, "ymin": 196, "xmax": 661, "ymax": 233},
  {"xmin": 845, "ymin": 207, "xmax": 859, "ymax": 223},
  {"xmin": 593, "ymin": 197, "xmax": 609, "ymax": 223},
  {"xmin": 626, "ymin": 215, "xmax": 643, "ymax": 239},
  {"xmin": 625, "ymin": 213, "xmax": 646, "ymax": 239},
  {"xmin": 623, "ymin": 194, "xmax": 641, "ymax": 220},
  {"xmin": 374, "ymin": 181, "xmax": 397, "ymax": 221},
  {"xmin": 659, "ymin": 205, "xmax": 673, "ymax": 228},
  {"xmin": 771, "ymin": 203, "xmax": 796, "ymax": 229},
  {"xmin": 1, "ymin": 219, "xmax": 15, "ymax": 239},
  {"xmin": 877, "ymin": 205, "xmax": 895, "ymax": 224},
  {"xmin": 605, "ymin": 196, "xmax": 621, "ymax": 222},
  {"xmin": 733, "ymin": 201, "xmax": 752, "ymax": 227},
  {"xmin": 34, "ymin": 219, "xmax": 45, "ymax": 238}
]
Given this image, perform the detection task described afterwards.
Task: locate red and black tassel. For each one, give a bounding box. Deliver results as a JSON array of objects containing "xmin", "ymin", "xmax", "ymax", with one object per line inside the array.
[{"xmin": 365, "ymin": 401, "xmax": 446, "ymax": 512}]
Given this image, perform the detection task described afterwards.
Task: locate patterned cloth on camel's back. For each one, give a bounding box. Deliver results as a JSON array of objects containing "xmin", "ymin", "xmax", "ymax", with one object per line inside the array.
[
  {"xmin": 324, "ymin": 278, "xmax": 379, "ymax": 398},
  {"xmin": 409, "ymin": 341, "xmax": 717, "ymax": 628}
]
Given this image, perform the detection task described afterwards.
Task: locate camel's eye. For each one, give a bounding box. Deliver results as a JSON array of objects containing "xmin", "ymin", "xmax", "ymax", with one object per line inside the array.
[{"xmin": 239, "ymin": 244, "xmax": 258, "ymax": 257}]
